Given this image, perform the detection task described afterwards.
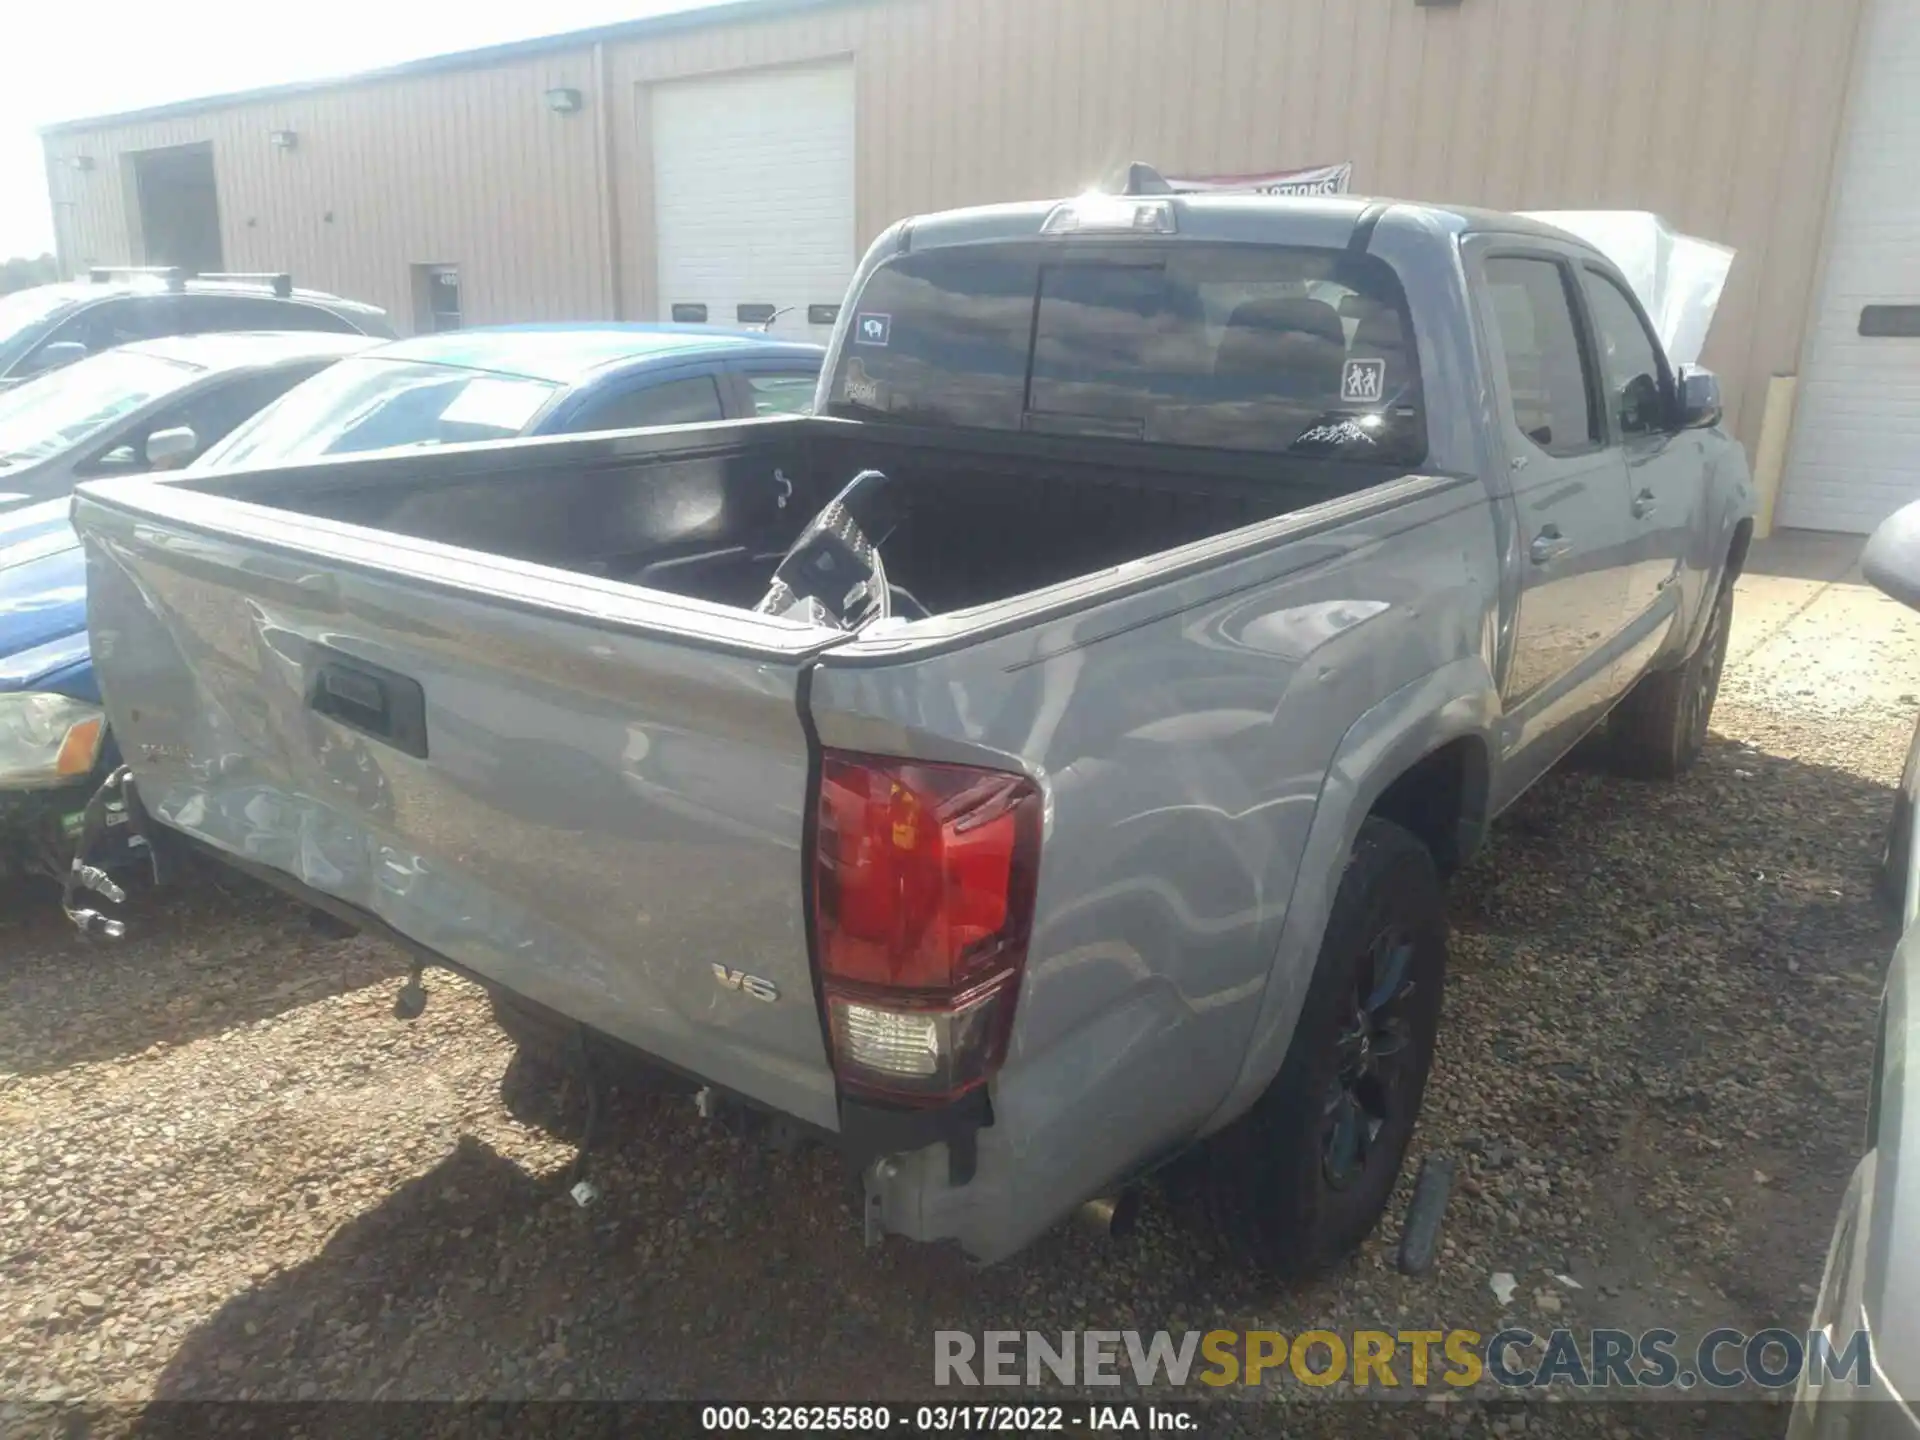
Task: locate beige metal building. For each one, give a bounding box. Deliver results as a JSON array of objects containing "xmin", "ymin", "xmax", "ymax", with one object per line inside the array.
[{"xmin": 40, "ymin": 0, "xmax": 1920, "ymax": 532}]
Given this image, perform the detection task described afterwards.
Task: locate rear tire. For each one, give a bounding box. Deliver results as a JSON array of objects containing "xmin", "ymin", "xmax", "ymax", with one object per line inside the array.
[
  {"xmin": 1611, "ymin": 576, "xmax": 1735, "ymax": 779},
  {"xmin": 1202, "ymin": 817, "xmax": 1447, "ymax": 1281}
]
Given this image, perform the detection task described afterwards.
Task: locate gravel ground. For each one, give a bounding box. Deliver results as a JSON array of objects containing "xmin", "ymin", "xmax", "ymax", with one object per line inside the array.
[{"xmin": 1, "ymin": 560, "xmax": 1910, "ymax": 1439}]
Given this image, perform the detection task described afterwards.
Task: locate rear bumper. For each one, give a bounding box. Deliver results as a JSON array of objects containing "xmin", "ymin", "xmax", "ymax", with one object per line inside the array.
[{"xmin": 168, "ymin": 830, "xmax": 1024, "ymax": 1246}]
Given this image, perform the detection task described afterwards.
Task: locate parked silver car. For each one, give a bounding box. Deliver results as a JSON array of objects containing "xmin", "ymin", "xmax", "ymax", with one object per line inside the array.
[
  {"xmin": 1791, "ymin": 498, "xmax": 1920, "ymax": 1436},
  {"xmin": 0, "ymin": 331, "xmax": 376, "ymax": 512}
]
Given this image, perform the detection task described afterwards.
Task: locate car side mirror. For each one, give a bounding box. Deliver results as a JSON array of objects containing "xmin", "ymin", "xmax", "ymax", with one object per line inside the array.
[
  {"xmin": 143, "ymin": 425, "xmax": 200, "ymax": 471},
  {"xmin": 1676, "ymin": 364, "xmax": 1722, "ymax": 430},
  {"xmin": 25, "ymin": 340, "xmax": 89, "ymax": 376},
  {"xmin": 1865, "ymin": 499, "xmax": 1920, "ymax": 612}
]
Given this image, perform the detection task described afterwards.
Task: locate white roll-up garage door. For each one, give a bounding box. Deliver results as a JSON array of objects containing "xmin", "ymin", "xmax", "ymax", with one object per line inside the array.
[
  {"xmin": 650, "ymin": 61, "xmax": 856, "ymax": 343},
  {"xmin": 1777, "ymin": 0, "xmax": 1920, "ymax": 534}
]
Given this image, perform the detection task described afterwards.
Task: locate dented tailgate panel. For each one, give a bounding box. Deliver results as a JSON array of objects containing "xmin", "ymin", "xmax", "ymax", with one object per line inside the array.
[{"xmin": 76, "ymin": 492, "xmax": 843, "ymax": 1130}]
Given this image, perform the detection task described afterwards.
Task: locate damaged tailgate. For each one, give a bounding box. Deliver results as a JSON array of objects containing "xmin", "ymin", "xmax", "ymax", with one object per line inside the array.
[{"xmin": 73, "ymin": 479, "xmax": 851, "ymax": 1130}]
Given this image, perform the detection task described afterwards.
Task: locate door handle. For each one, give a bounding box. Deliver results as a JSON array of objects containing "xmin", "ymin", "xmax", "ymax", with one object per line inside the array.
[
  {"xmin": 1632, "ymin": 488, "xmax": 1657, "ymax": 519},
  {"xmin": 1530, "ymin": 527, "xmax": 1572, "ymax": 566}
]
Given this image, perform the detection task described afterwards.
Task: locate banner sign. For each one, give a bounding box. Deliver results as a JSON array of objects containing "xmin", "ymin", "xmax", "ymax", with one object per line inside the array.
[{"xmin": 1166, "ymin": 162, "xmax": 1354, "ymax": 197}]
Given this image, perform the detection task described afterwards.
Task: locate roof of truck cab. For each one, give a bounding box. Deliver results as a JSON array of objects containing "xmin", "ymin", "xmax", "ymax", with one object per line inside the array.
[
  {"xmin": 365, "ymin": 325, "xmax": 826, "ymax": 385},
  {"xmin": 127, "ymin": 330, "xmax": 380, "ymax": 371},
  {"xmin": 899, "ymin": 193, "xmax": 1599, "ymax": 253}
]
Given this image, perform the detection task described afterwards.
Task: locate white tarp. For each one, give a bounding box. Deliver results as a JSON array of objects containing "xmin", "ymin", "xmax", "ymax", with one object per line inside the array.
[
  {"xmin": 1524, "ymin": 210, "xmax": 1736, "ymax": 368},
  {"xmin": 1168, "ymin": 162, "xmax": 1354, "ymax": 197}
]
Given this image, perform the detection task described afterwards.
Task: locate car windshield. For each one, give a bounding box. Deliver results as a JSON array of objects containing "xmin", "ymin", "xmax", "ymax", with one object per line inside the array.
[
  {"xmin": 828, "ymin": 241, "xmax": 1426, "ymax": 464},
  {"xmin": 196, "ymin": 356, "xmax": 562, "ymax": 469},
  {"xmin": 0, "ymin": 349, "xmax": 202, "ymax": 468},
  {"xmin": 0, "ymin": 287, "xmax": 79, "ymax": 353}
]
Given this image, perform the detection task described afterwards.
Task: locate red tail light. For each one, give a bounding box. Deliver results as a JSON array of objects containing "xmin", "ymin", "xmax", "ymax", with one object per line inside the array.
[{"xmin": 813, "ymin": 751, "xmax": 1042, "ymax": 1104}]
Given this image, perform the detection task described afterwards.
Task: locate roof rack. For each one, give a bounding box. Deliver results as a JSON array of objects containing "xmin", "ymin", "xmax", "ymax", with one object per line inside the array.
[
  {"xmin": 196, "ymin": 271, "xmax": 295, "ymax": 298},
  {"xmin": 89, "ymin": 265, "xmax": 190, "ymax": 289},
  {"xmin": 85, "ymin": 266, "xmax": 295, "ymax": 298}
]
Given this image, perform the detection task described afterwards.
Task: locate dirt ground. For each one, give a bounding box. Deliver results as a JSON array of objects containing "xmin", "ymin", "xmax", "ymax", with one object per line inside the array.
[{"xmin": 0, "ymin": 535, "xmax": 1909, "ymax": 1437}]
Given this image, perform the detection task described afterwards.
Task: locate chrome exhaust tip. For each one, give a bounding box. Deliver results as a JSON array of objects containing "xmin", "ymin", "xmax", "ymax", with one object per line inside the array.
[{"xmin": 1077, "ymin": 1192, "xmax": 1139, "ymax": 1240}]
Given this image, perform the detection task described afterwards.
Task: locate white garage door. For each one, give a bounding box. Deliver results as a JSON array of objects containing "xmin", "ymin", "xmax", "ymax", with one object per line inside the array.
[
  {"xmin": 1778, "ymin": 0, "xmax": 1920, "ymax": 533},
  {"xmin": 650, "ymin": 62, "xmax": 856, "ymax": 343}
]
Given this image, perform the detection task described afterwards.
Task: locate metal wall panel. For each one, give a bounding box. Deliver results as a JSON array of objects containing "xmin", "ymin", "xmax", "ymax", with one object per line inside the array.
[
  {"xmin": 44, "ymin": 0, "xmax": 1868, "ymax": 456},
  {"xmin": 44, "ymin": 51, "xmax": 613, "ymax": 329}
]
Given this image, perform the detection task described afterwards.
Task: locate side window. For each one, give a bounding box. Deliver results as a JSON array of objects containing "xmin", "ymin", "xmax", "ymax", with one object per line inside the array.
[
  {"xmin": 743, "ymin": 371, "xmax": 818, "ymax": 416},
  {"xmin": 1483, "ymin": 257, "xmax": 1598, "ymax": 457},
  {"xmin": 1580, "ymin": 271, "xmax": 1669, "ymax": 438},
  {"xmin": 27, "ymin": 297, "xmax": 169, "ymax": 364},
  {"xmin": 178, "ymin": 295, "xmax": 356, "ymax": 335},
  {"xmin": 177, "ymin": 368, "xmax": 322, "ymax": 447},
  {"xmin": 567, "ymin": 375, "xmax": 725, "ymax": 433},
  {"xmin": 76, "ymin": 368, "xmax": 318, "ymax": 476}
]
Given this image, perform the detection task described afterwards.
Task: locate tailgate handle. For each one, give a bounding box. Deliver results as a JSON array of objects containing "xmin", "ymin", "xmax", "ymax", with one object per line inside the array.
[{"xmin": 306, "ymin": 647, "xmax": 429, "ymax": 759}]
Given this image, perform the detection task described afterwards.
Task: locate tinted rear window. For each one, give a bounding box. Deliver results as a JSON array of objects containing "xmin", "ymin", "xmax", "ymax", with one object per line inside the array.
[{"xmin": 829, "ymin": 242, "xmax": 1423, "ymax": 463}]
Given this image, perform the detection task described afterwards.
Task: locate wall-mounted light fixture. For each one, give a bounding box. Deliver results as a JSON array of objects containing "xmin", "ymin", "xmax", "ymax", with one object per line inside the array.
[
  {"xmin": 68, "ymin": 155, "xmax": 96, "ymax": 172},
  {"xmin": 269, "ymin": 129, "xmax": 298, "ymax": 151},
  {"xmin": 544, "ymin": 87, "xmax": 583, "ymax": 114}
]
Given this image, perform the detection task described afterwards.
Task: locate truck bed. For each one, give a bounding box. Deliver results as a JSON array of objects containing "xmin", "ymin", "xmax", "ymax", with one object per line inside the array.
[
  {"xmin": 71, "ymin": 413, "xmax": 1430, "ymax": 1140},
  {"xmin": 190, "ymin": 416, "xmax": 1406, "ymax": 617}
]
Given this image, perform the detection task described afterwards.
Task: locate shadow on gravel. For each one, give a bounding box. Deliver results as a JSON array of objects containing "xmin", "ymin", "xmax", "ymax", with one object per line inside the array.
[
  {"xmin": 1455, "ymin": 734, "xmax": 1896, "ymax": 963},
  {"xmin": 118, "ymin": 730, "xmax": 1890, "ymax": 1425},
  {"xmin": 1444, "ymin": 732, "xmax": 1894, "ymax": 1335},
  {"xmin": 136, "ymin": 1107, "xmax": 951, "ymax": 1404},
  {"xmin": 0, "ymin": 858, "xmax": 402, "ymax": 1077}
]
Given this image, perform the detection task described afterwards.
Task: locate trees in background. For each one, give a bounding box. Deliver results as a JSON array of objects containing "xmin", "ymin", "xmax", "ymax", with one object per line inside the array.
[{"xmin": 1, "ymin": 255, "xmax": 60, "ymax": 295}]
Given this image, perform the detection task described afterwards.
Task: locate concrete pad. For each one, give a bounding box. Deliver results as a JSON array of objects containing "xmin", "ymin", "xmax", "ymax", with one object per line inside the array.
[
  {"xmin": 1731, "ymin": 529, "xmax": 1880, "ymax": 683},
  {"xmin": 1745, "ymin": 527, "xmax": 1863, "ymax": 584},
  {"xmin": 1729, "ymin": 522, "xmax": 1920, "ymax": 725}
]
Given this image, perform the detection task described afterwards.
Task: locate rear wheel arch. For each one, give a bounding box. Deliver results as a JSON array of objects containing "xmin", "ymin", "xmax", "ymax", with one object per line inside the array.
[
  {"xmin": 1204, "ymin": 659, "xmax": 1498, "ymax": 1134},
  {"xmin": 1366, "ymin": 733, "xmax": 1492, "ymax": 878},
  {"xmin": 1202, "ymin": 812, "xmax": 1449, "ymax": 1278},
  {"xmin": 1725, "ymin": 518, "xmax": 1754, "ymax": 582}
]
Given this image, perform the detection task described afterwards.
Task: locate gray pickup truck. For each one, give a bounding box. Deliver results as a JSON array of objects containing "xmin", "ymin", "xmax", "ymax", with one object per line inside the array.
[{"xmin": 69, "ymin": 189, "xmax": 1753, "ymax": 1279}]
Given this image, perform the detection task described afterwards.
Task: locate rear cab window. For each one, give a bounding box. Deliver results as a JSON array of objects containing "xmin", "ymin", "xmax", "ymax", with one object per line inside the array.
[{"xmin": 828, "ymin": 242, "xmax": 1425, "ymax": 465}]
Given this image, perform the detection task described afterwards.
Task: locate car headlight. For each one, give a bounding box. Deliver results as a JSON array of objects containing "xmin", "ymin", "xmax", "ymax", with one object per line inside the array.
[{"xmin": 0, "ymin": 693, "xmax": 106, "ymax": 790}]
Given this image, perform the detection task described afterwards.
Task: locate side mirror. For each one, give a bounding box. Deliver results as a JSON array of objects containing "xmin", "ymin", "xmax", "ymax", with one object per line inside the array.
[
  {"xmin": 143, "ymin": 425, "xmax": 200, "ymax": 471},
  {"xmin": 1677, "ymin": 364, "xmax": 1723, "ymax": 430},
  {"xmin": 25, "ymin": 340, "xmax": 89, "ymax": 376},
  {"xmin": 1865, "ymin": 499, "xmax": 1920, "ymax": 612}
]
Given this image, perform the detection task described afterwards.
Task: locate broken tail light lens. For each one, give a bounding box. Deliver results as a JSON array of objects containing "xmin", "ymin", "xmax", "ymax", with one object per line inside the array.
[{"xmin": 814, "ymin": 752, "xmax": 1042, "ymax": 1103}]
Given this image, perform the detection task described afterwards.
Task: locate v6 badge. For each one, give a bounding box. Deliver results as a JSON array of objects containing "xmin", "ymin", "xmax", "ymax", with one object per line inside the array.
[{"xmin": 712, "ymin": 964, "xmax": 779, "ymax": 1003}]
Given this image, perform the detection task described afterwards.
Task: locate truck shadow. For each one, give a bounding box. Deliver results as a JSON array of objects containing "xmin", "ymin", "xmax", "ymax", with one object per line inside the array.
[
  {"xmin": 119, "ymin": 731, "xmax": 1895, "ymax": 1413},
  {"xmin": 134, "ymin": 1111, "xmax": 958, "ymax": 1404},
  {"xmin": 0, "ymin": 858, "xmax": 400, "ymax": 1078},
  {"xmin": 1443, "ymin": 730, "xmax": 1894, "ymax": 1346}
]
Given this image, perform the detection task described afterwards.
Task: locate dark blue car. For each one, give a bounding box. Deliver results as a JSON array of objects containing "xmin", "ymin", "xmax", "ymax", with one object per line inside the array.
[
  {"xmin": 0, "ymin": 323, "xmax": 822, "ymax": 876},
  {"xmin": 191, "ymin": 323, "xmax": 824, "ymax": 470}
]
